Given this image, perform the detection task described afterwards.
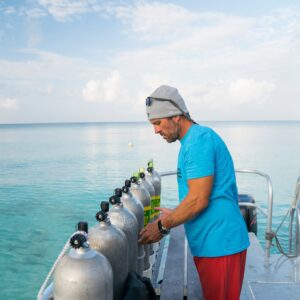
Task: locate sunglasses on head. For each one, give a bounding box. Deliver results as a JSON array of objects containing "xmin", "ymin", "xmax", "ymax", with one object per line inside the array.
[{"xmin": 145, "ymin": 96, "xmax": 189, "ymax": 117}]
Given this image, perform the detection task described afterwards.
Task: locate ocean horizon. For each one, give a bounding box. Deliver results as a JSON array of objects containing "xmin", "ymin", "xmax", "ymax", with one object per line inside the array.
[{"xmin": 1, "ymin": 119, "xmax": 300, "ymax": 126}]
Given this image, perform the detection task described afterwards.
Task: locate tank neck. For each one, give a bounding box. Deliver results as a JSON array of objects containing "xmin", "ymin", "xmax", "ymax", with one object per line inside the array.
[
  {"xmin": 112, "ymin": 202, "xmax": 124, "ymax": 209},
  {"xmin": 130, "ymin": 181, "xmax": 139, "ymax": 188},
  {"xmin": 69, "ymin": 247, "xmax": 97, "ymax": 259},
  {"xmin": 121, "ymin": 192, "xmax": 130, "ymax": 200},
  {"xmin": 99, "ymin": 219, "xmax": 111, "ymax": 226}
]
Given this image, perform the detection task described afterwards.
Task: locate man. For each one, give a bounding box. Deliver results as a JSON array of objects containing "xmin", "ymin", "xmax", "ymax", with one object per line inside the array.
[{"xmin": 139, "ymin": 85, "xmax": 250, "ymax": 300}]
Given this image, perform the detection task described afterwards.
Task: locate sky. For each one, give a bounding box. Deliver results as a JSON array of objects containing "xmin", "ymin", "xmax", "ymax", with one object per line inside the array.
[{"xmin": 0, "ymin": 0, "xmax": 299, "ymax": 124}]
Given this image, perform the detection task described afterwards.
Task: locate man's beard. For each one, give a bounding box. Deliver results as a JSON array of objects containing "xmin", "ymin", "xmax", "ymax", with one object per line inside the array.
[{"xmin": 165, "ymin": 122, "xmax": 179, "ymax": 143}]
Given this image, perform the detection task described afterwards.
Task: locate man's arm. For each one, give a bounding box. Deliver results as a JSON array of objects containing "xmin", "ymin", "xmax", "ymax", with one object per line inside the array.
[
  {"xmin": 138, "ymin": 175, "xmax": 213, "ymax": 244},
  {"xmin": 162, "ymin": 175, "xmax": 213, "ymax": 229}
]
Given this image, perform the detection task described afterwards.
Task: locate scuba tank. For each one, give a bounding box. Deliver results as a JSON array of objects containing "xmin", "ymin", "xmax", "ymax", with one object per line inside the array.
[
  {"xmin": 146, "ymin": 159, "xmax": 162, "ymax": 220},
  {"xmin": 139, "ymin": 168, "xmax": 156, "ymax": 222},
  {"xmin": 115, "ymin": 185, "xmax": 145, "ymax": 275},
  {"xmin": 89, "ymin": 202, "xmax": 129, "ymax": 300},
  {"xmin": 138, "ymin": 169, "xmax": 156, "ymax": 264},
  {"xmin": 109, "ymin": 195, "xmax": 139, "ymax": 273},
  {"xmin": 129, "ymin": 175, "xmax": 151, "ymax": 273},
  {"xmin": 145, "ymin": 160, "xmax": 162, "ymax": 253},
  {"xmin": 130, "ymin": 174, "xmax": 152, "ymax": 227},
  {"xmin": 54, "ymin": 222, "xmax": 113, "ymax": 300}
]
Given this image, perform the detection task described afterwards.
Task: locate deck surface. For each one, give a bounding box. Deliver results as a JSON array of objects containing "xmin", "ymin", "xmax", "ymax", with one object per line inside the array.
[
  {"xmin": 240, "ymin": 233, "xmax": 300, "ymax": 300},
  {"xmin": 152, "ymin": 225, "xmax": 203, "ymax": 299}
]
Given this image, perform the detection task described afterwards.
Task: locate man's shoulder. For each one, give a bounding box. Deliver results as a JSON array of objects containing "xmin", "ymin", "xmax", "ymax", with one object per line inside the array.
[{"xmin": 185, "ymin": 124, "xmax": 215, "ymax": 144}]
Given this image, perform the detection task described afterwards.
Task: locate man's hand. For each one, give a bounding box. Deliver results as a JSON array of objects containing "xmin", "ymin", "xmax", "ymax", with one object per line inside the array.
[{"xmin": 138, "ymin": 219, "xmax": 162, "ymax": 244}]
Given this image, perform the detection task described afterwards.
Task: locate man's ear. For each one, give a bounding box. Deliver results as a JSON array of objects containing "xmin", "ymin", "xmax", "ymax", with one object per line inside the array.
[{"xmin": 172, "ymin": 115, "xmax": 181, "ymax": 123}]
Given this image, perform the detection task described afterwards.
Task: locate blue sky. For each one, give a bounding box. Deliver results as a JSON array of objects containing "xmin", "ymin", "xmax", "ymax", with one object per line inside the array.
[{"xmin": 0, "ymin": 0, "xmax": 299, "ymax": 123}]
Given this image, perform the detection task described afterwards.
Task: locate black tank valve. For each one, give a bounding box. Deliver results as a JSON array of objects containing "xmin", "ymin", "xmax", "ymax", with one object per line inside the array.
[{"xmin": 70, "ymin": 233, "xmax": 87, "ymax": 249}]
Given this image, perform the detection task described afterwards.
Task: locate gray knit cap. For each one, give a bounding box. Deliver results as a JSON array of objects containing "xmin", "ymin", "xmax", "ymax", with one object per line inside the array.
[{"xmin": 146, "ymin": 85, "xmax": 190, "ymax": 120}]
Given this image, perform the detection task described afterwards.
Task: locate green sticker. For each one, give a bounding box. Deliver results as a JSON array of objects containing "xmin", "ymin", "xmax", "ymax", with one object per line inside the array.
[{"xmin": 144, "ymin": 205, "xmax": 151, "ymax": 226}]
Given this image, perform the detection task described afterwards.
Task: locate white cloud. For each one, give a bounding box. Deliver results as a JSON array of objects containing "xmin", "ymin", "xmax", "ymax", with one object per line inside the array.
[
  {"xmin": 0, "ymin": 98, "xmax": 19, "ymax": 110},
  {"xmin": 106, "ymin": 2, "xmax": 253, "ymax": 43},
  {"xmin": 111, "ymin": 2, "xmax": 199, "ymax": 41},
  {"xmin": 228, "ymin": 78, "xmax": 275, "ymax": 104},
  {"xmin": 0, "ymin": 49, "xmax": 89, "ymax": 81},
  {"xmin": 1, "ymin": 6, "xmax": 16, "ymax": 15},
  {"xmin": 37, "ymin": 0, "xmax": 96, "ymax": 21},
  {"xmin": 184, "ymin": 78, "xmax": 275, "ymax": 110},
  {"xmin": 82, "ymin": 71, "xmax": 123, "ymax": 102},
  {"xmin": 23, "ymin": 8, "xmax": 47, "ymax": 18}
]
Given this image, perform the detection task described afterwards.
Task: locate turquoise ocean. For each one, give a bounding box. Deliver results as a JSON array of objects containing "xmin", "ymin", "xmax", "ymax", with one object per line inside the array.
[{"xmin": 0, "ymin": 121, "xmax": 299, "ymax": 300}]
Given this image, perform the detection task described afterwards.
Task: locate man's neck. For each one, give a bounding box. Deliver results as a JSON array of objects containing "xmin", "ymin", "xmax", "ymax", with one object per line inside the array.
[{"xmin": 179, "ymin": 118, "xmax": 194, "ymax": 140}]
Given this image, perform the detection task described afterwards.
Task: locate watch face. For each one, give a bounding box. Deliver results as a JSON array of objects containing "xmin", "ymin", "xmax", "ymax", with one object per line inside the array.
[{"xmin": 158, "ymin": 220, "xmax": 170, "ymax": 235}]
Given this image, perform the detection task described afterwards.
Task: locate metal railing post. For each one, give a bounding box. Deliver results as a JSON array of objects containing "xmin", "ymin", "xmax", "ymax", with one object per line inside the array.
[{"xmin": 235, "ymin": 169, "xmax": 274, "ymax": 267}]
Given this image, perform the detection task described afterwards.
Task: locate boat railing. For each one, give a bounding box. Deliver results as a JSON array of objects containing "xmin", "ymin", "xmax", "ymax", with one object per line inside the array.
[
  {"xmin": 159, "ymin": 169, "xmax": 275, "ymax": 267},
  {"xmin": 288, "ymin": 176, "xmax": 300, "ymax": 256}
]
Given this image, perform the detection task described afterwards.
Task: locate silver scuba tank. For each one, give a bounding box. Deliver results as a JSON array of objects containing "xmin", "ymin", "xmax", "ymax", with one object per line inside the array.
[
  {"xmin": 89, "ymin": 202, "xmax": 129, "ymax": 300},
  {"xmin": 54, "ymin": 222, "xmax": 113, "ymax": 300},
  {"xmin": 130, "ymin": 174, "xmax": 152, "ymax": 227},
  {"xmin": 146, "ymin": 160, "xmax": 162, "ymax": 221},
  {"xmin": 109, "ymin": 195, "xmax": 139, "ymax": 273},
  {"xmin": 145, "ymin": 161, "xmax": 162, "ymax": 253},
  {"xmin": 129, "ymin": 175, "xmax": 151, "ymax": 272},
  {"xmin": 115, "ymin": 185, "xmax": 145, "ymax": 275},
  {"xmin": 138, "ymin": 169, "xmax": 156, "ymax": 262},
  {"xmin": 139, "ymin": 168, "xmax": 156, "ymax": 222}
]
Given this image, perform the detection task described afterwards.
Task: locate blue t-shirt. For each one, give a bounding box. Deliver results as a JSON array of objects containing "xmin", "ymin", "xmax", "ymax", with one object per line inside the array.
[{"xmin": 177, "ymin": 124, "xmax": 249, "ymax": 257}]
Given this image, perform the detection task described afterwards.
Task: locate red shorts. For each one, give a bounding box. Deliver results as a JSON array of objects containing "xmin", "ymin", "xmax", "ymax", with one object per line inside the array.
[{"xmin": 194, "ymin": 250, "xmax": 247, "ymax": 300}]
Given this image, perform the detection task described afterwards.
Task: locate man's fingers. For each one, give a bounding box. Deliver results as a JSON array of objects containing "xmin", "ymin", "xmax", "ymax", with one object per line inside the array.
[
  {"xmin": 154, "ymin": 207, "xmax": 172, "ymax": 215},
  {"xmin": 154, "ymin": 207, "xmax": 170, "ymax": 213},
  {"xmin": 138, "ymin": 236, "xmax": 145, "ymax": 243},
  {"xmin": 139, "ymin": 228, "xmax": 147, "ymax": 236},
  {"xmin": 154, "ymin": 207, "xmax": 165, "ymax": 211},
  {"xmin": 138, "ymin": 234, "xmax": 150, "ymax": 244}
]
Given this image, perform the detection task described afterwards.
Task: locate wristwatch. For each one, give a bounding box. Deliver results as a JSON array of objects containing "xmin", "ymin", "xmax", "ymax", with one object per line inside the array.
[{"xmin": 158, "ymin": 220, "xmax": 170, "ymax": 235}]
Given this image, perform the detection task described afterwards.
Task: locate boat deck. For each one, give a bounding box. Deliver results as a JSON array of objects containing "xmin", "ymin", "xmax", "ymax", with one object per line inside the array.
[
  {"xmin": 152, "ymin": 225, "xmax": 203, "ymax": 299},
  {"xmin": 242, "ymin": 233, "xmax": 300, "ymax": 299},
  {"xmin": 152, "ymin": 227, "xmax": 300, "ymax": 300}
]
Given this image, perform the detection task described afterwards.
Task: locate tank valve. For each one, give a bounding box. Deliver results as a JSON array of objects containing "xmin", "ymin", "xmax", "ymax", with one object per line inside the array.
[
  {"xmin": 130, "ymin": 176, "xmax": 137, "ymax": 183},
  {"xmin": 70, "ymin": 233, "xmax": 87, "ymax": 249},
  {"xmin": 147, "ymin": 166, "xmax": 153, "ymax": 173},
  {"xmin": 122, "ymin": 186, "xmax": 129, "ymax": 194},
  {"xmin": 125, "ymin": 179, "xmax": 131, "ymax": 187},
  {"xmin": 100, "ymin": 201, "xmax": 109, "ymax": 212},
  {"xmin": 95, "ymin": 210, "xmax": 108, "ymax": 222},
  {"xmin": 77, "ymin": 221, "xmax": 88, "ymax": 233},
  {"xmin": 109, "ymin": 195, "xmax": 121, "ymax": 205},
  {"xmin": 114, "ymin": 188, "xmax": 123, "ymax": 197}
]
